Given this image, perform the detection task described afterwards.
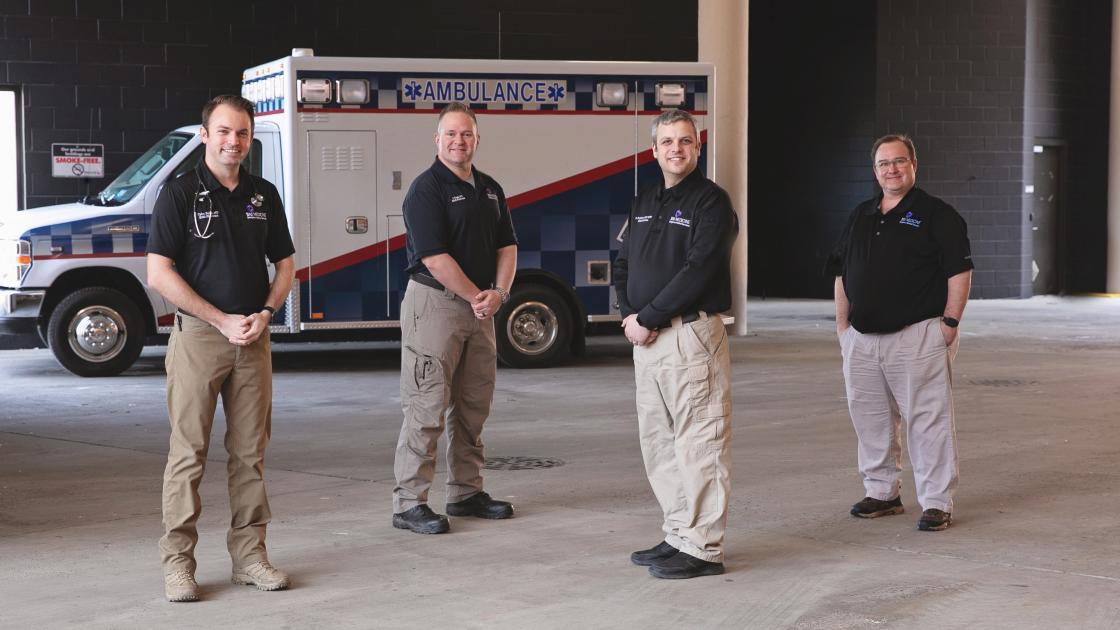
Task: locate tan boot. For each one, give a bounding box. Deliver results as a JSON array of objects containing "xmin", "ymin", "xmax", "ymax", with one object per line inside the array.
[
  {"xmin": 232, "ymin": 560, "xmax": 291, "ymax": 591},
  {"xmin": 164, "ymin": 570, "xmax": 200, "ymax": 602}
]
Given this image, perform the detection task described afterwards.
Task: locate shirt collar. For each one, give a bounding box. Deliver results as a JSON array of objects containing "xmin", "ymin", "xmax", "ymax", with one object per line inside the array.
[
  {"xmin": 431, "ymin": 156, "xmax": 476, "ymax": 186},
  {"xmin": 864, "ymin": 186, "xmax": 923, "ymax": 216},
  {"xmin": 656, "ymin": 167, "xmax": 705, "ymax": 201},
  {"xmin": 199, "ymin": 163, "xmax": 252, "ymax": 197}
]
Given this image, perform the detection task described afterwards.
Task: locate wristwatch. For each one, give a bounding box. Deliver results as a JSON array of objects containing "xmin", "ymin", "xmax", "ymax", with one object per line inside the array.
[
  {"xmin": 492, "ymin": 286, "xmax": 510, "ymax": 304},
  {"xmin": 941, "ymin": 316, "xmax": 959, "ymax": 328},
  {"xmin": 261, "ymin": 305, "xmax": 276, "ymax": 317}
]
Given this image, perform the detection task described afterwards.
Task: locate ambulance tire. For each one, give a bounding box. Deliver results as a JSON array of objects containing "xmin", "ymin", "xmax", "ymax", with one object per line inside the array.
[
  {"xmin": 47, "ymin": 287, "xmax": 145, "ymax": 377},
  {"xmin": 496, "ymin": 284, "xmax": 571, "ymax": 368}
]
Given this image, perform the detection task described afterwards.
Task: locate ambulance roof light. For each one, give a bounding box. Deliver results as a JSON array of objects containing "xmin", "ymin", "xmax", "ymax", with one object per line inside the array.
[{"xmin": 292, "ymin": 48, "xmax": 314, "ymax": 57}]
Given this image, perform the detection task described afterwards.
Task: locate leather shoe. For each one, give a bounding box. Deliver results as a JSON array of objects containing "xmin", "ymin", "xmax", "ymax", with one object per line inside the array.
[
  {"xmin": 630, "ymin": 541, "xmax": 679, "ymax": 566},
  {"xmin": 392, "ymin": 504, "xmax": 450, "ymax": 534},
  {"xmin": 445, "ymin": 491, "xmax": 513, "ymax": 519},
  {"xmin": 648, "ymin": 552, "xmax": 725, "ymax": 579}
]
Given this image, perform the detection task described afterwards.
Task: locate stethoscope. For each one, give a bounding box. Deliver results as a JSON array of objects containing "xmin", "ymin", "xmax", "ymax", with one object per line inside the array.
[
  {"xmin": 192, "ymin": 168, "xmax": 216, "ymax": 239},
  {"xmin": 191, "ymin": 166, "xmax": 264, "ymax": 239}
]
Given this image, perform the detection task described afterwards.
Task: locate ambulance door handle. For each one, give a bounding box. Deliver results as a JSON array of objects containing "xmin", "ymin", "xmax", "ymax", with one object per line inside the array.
[{"xmin": 346, "ymin": 216, "xmax": 369, "ymax": 234}]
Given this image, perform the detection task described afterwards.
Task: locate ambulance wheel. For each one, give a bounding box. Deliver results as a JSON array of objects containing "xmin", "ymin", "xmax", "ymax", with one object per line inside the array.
[
  {"xmin": 47, "ymin": 287, "xmax": 145, "ymax": 377},
  {"xmin": 496, "ymin": 284, "xmax": 571, "ymax": 368}
]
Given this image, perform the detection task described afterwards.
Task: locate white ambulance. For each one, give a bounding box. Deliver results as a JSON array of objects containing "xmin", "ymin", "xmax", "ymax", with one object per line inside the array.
[{"xmin": 0, "ymin": 50, "xmax": 716, "ymax": 376}]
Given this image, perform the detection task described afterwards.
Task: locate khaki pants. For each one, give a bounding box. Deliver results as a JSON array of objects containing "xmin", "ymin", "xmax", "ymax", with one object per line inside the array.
[
  {"xmin": 393, "ymin": 281, "xmax": 496, "ymax": 513},
  {"xmin": 840, "ymin": 317, "xmax": 960, "ymax": 512},
  {"xmin": 634, "ymin": 313, "xmax": 732, "ymax": 563},
  {"xmin": 159, "ymin": 312, "xmax": 273, "ymax": 574}
]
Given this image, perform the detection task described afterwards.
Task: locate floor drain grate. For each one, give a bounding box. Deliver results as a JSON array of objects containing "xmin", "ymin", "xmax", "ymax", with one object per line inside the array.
[
  {"xmin": 969, "ymin": 379, "xmax": 1036, "ymax": 387},
  {"xmin": 484, "ymin": 456, "xmax": 566, "ymax": 471}
]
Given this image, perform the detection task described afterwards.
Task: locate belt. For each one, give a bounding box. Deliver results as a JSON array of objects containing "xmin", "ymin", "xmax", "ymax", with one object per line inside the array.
[
  {"xmin": 658, "ymin": 311, "xmax": 704, "ymax": 330},
  {"xmin": 410, "ymin": 273, "xmax": 446, "ymax": 292}
]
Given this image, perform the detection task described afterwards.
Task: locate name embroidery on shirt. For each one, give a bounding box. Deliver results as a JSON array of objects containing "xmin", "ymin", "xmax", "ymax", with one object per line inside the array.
[
  {"xmin": 668, "ymin": 209, "xmax": 691, "ymax": 228},
  {"xmin": 633, "ymin": 215, "xmax": 653, "ymax": 223},
  {"xmin": 450, "ymin": 194, "xmax": 467, "ymax": 203},
  {"xmin": 899, "ymin": 211, "xmax": 923, "ymax": 228}
]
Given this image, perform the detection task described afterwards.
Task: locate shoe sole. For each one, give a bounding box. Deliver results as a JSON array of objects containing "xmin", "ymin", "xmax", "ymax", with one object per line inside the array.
[
  {"xmin": 631, "ymin": 551, "xmax": 679, "ymax": 567},
  {"xmin": 648, "ymin": 564, "xmax": 725, "ymax": 579},
  {"xmin": 851, "ymin": 505, "xmax": 905, "ymax": 519},
  {"xmin": 166, "ymin": 592, "xmax": 199, "ymax": 602},
  {"xmin": 231, "ymin": 575, "xmax": 290, "ymax": 591},
  {"xmin": 392, "ymin": 517, "xmax": 450, "ymax": 534},
  {"xmin": 918, "ymin": 520, "xmax": 951, "ymax": 531}
]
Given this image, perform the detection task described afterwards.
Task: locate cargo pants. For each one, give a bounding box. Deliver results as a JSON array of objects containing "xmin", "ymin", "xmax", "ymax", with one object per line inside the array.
[
  {"xmin": 393, "ymin": 280, "xmax": 497, "ymax": 513},
  {"xmin": 634, "ymin": 313, "xmax": 732, "ymax": 563}
]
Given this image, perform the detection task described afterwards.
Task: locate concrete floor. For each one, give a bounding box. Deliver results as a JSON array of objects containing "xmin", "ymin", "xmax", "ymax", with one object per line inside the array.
[{"xmin": 2, "ymin": 297, "xmax": 1119, "ymax": 629}]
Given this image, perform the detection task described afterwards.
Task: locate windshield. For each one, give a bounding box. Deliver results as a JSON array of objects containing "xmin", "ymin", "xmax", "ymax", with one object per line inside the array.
[{"xmin": 85, "ymin": 132, "xmax": 193, "ymax": 206}]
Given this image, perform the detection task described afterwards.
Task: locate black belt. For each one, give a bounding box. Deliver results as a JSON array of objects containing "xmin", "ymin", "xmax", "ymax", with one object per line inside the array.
[
  {"xmin": 658, "ymin": 311, "xmax": 703, "ymax": 330},
  {"xmin": 410, "ymin": 273, "xmax": 446, "ymax": 292}
]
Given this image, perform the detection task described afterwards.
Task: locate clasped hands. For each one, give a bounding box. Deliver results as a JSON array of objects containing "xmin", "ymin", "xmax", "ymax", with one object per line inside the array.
[
  {"xmin": 471, "ymin": 289, "xmax": 503, "ymax": 320},
  {"xmin": 216, "ymin": 312, "xmax": 270, "ymax": 346}
]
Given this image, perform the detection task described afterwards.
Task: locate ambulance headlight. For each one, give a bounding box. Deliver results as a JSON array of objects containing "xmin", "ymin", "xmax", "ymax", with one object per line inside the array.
[
  {"xmin": 298, "ymin": 79, "xmax": 333, "ymax": 104},
  {"xmin": 595, "ymin": 82, "xmax": 628, "ymax": 107},
  {"xmin": 655, "ymin": 82, "xmax": 686, "ymax": 108},
  {"xmin": 0, "ymin": 238, "xmax": 31, "ymax": 288},
  {"xmin": 337, "ymin": 79, "xmax": 370, "ymax": 105}
]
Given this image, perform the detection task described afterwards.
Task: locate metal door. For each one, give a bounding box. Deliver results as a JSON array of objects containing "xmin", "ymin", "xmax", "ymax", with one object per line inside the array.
[{"xmin": 306, "ymin": 130, "xmax": 378, "ymax": 323}]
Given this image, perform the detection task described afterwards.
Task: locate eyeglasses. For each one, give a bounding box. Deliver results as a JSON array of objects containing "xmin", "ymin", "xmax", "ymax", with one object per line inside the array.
[{"xmin": 875, "ymin": 157, "xmax": 912, "ymax": 171}]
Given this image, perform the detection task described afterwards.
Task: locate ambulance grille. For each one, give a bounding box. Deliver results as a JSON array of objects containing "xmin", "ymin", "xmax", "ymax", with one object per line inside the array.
[{"xmin": 321, "ymin": 146, "xmax": 365, "ymax": 171}]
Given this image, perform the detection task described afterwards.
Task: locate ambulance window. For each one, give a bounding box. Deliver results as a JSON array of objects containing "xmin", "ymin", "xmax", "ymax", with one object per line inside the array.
[{"xmin": 245, "ymin": 139, "xmax": 263, "ymax": 176}]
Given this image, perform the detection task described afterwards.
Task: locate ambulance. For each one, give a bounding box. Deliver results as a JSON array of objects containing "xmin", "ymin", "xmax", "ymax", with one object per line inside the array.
[{"xmin": 0, "ymin": 50, "xmax": 716, "ymax": 376}]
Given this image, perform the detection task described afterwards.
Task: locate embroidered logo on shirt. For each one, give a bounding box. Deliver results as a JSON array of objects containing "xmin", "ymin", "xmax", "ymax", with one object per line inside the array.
[
  {"xmin": 668, "ymin": 209, "xmax": 691, "ymax": 228},
  {"xmin": 485, "ymin": 188, "xmax": 499, "ymax": 201},
  {"xmin": 899, "ymin": 211, "xmax": 922, "ymax": 228},
  {"xmin": 450, "ymin": 194, "xmax": 467, "ymax": 203},
  {"xmin": 245, "ymin": 203, "xmax": 268, "ymax": 221},
  {"xmin": 634, "ymin": 215, "xmax": 653, "ymax": 223}
]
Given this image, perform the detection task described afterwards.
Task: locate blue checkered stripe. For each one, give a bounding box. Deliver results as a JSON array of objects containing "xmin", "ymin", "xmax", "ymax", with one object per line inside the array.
[
  {"xmin": 24, "ymin": 215, "xmax": 148, "ymax": 257},
  {"xmin": 295, "ymin": 71, "xmax": 708, "ymax": 113}
]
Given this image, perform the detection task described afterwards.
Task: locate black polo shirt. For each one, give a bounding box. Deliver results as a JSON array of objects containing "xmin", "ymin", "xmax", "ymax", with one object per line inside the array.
[
  {"xmin": 148, "ymin": 163, "xmax": 295, "ymax": 315},
  {"xmin": 826, "ymin": 186, "xmax": 973, "ymax": 334},
  {"xmin": 403, "ymin": 157, "xmax": 517, "ymax": 290},
  {"xmin": 614, "ymin": 167, "xmax": 738, "ymax": 329}
]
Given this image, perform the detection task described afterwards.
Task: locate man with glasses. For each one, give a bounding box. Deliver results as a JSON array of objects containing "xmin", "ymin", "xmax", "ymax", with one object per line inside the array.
[{"xmin": 826, "ymin": 134, "xmax": 973, "ymax": 532}]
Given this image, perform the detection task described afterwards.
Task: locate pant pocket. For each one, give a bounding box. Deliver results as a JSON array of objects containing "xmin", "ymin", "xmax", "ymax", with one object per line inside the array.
[{"xmin": 687, "ymin": 363, "xmax": 711, "ymax": 407}]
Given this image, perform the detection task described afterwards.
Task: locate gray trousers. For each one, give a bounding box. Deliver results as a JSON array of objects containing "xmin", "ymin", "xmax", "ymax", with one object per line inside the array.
[
  {"xmin": 393, "ymin": 280, "xmax": 496, "ymax": 513},
  {"xmin": 840, "ymin": 317, "xmax": 960, "ymax": 513},
  {"xmin": 634, "ymin": 313, "xmax": 732, "ymax": 563}
]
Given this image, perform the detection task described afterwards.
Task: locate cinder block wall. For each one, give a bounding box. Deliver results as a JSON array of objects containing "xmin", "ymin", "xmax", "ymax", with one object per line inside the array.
[{"xmin": 0, "ymin": 0, "xmax": 697, "ymax": 208}]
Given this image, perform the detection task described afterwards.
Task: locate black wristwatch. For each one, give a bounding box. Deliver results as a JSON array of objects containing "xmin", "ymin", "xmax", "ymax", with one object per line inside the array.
[
  {"xmin": 941, "ymin": 316, "xmax": 959, "ymax": 328},
  {"xmin": 261, "ymin": 305, "xmax": 276, "ymax": 316}
]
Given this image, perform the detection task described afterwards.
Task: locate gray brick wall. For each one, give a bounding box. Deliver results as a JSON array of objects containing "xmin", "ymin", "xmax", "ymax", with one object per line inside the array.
[
  {"xmin": 876, "ymin": 0, "xmax": 1029, "ymax": 299},
  {"xmin": 1, "ymin": 0, "xmax": 698, "ymax": 209}
]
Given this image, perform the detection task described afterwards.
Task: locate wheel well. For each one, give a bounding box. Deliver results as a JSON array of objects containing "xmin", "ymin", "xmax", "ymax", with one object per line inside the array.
[
  {"xmin": 40, "ymin": 268, "xmax": 156, "ymax": 337},
  {"xmin": 511, "ymin": 270, "xmax": 587, "ymax": 353}
]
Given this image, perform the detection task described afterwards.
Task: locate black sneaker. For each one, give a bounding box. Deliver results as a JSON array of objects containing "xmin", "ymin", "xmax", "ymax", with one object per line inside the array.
[
  {"xmin": 392, "ymin": 504, "xmax": 450, "ymax": 534},
  {"xmin": 917, "ymin": 508, "xmax": 952, "ymax": 531},
  {"xmin": 850, "ymin": 496, "xmax": 904, "ymax": 518},
  {"xmin": 445, "ymin": 491, "xmax": 514, "ymax": 519},
  {"xmin": 648, "ymin": 552, "xmax": 725, "ymax": 579},
  {"xmin": 630, "ymin": 541, "xmax": 679, "ymax": 566}
]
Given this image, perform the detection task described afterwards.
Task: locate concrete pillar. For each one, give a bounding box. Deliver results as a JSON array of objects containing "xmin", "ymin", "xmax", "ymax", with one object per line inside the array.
[
  {"xmin": 699, "ymin": 0, "xmax": 749, "ymax": 334},
  {"xmin": 1108, "ymin": 0, "xmax": 1120, "ymax": 292}
]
